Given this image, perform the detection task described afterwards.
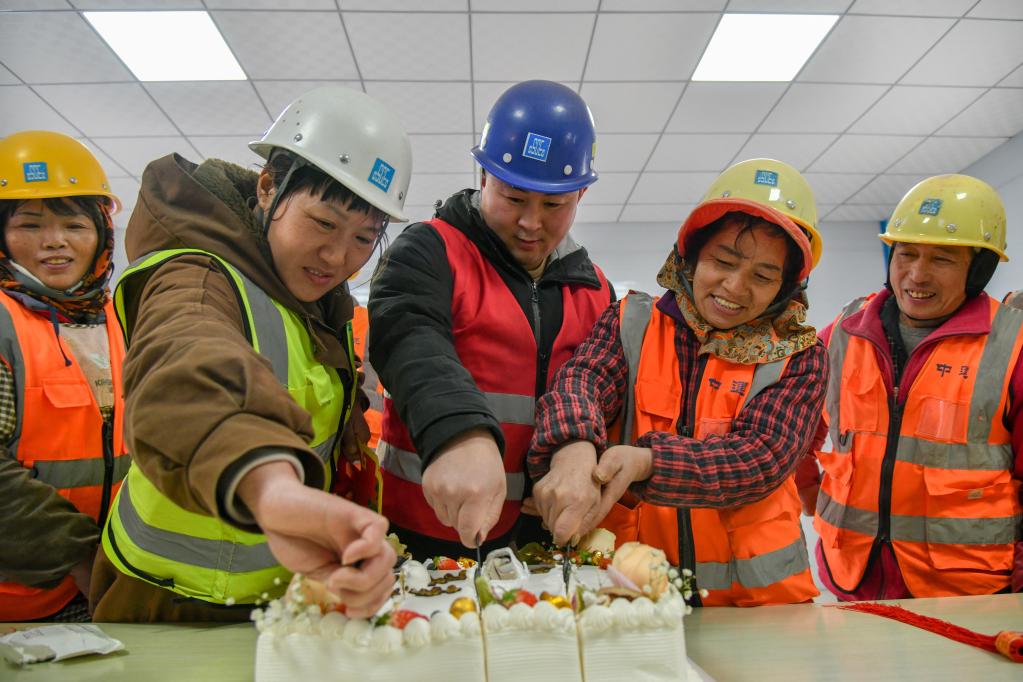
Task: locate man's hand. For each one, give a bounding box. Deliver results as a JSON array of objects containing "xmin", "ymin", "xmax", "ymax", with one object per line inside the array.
[
  {"xmin": 68, "ymin": 552, "xmax": 95, "ymax": 597},
  {"xmin": 422, "ymin": 428, "xmax": 506, "ymax": 547},
  {"xmin": 592, "ymin": 445, "xmax": 654, "ymax": 523},
  {"xmin": 238, "ymin": 461, "xmax": 396, "ymax": 619},
  {"xmin": 532, "ymin": 441, "xmax": 600, "ymax": 545}
]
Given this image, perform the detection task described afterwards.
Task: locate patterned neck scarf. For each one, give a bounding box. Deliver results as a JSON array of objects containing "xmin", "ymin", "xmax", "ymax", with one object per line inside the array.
[
  {"xmin": 656, "ymin": 247, "xmax": 817, "ymax": 365},
  {"xmin": 0, "ymin": 211, "xmax": 114, "ymax": 324}
]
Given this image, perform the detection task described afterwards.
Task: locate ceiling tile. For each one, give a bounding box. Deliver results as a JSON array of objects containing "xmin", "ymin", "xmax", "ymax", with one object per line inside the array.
[
  {"xmin": 646, "ymin": 134, "xmax": 748, "ymax": 171},
  {"xmin": 802, "ymin": 172, "xmax": 876, "ymax": 204},
  {"xmin": 967, "ymin": 0, "xmax": 1023, "ymax": 19},
  {"xmin": 206, "ymin": 0, "xmax": 335, "ymax": 8},
  {"xmin": 824, "ymin": 204, "xmax": 892, "ymax": 221},
  {"xmin": 0, "ymin": 1, "xmax": 70, "ymax": 8},
  {"xmin": 71, "ymin": 1, "xmax": 203, "ymax": 7},
  {"xmin": 737, "ymin": 133, "xmax": 838, "ymax": 170},
  {"xmin": 621, "ymin": 203, "xmax": 696, "ymax": 222},
  {"xmin": 629, "ymin": 171, "xmax": 717, "ymax": 205},
  {"xmin": 0, "ymin": 86, "xmax": 80, "ymax": 136},
  {"xmin": 0, "ymin": 64, "xmax": 17, "ymax": 85},
  {"xmin": 848, "ymin": 173, "xmax": 928, "ymax": 205},
  {"xmin": 799, "ymin": 16, "xmax": 952, "ymax": 84},
  {"xmin": 667, "ymin": 83, "xmax": 786, "ymax": 133},
  {"xmin": 808, "ymin": 134, "xmax": 922, "ymax": 172},
  {"xmin": 580, "ymin": 82, "xmax": 685, "ymax": 133},
  {"xmin": 93, "ymin": 136, "xmax": 192, "ymax": 176},
  {"xmin": 345, "ymin": 12, "xmax": 470, "ymax": 80},
  {"xmin": 213, "ymin": 12, "xmax": 358, "ymax": 80},
  {"xmin": 0, "ymin": 12, "xmax": 131, "ymax": 83},
  {"xmin": 939, "ymin": 88, "xmax": 1023, "ymax": 137},
  {"xmin": 1001, "ymin": 66, "xmax": 1023, "ymax": 86},
  {"xmin": 727, "ymin": 0, "xmax": 850, "ymax": 10},
  {"xmin": 584, "ymin": 172, "xmax": 639, "ymax": 205},
  {"xmin": 471, "ymin": 13, "xmax": 592, "ymax": 82},
  {"xmin": 760, "ymin": 84, "xmax": 887, "ymax": 133},
  {"xmin": 600, "ymin": 1, "xmax": 725, "ymax": 10},
  {"xmin": 253, "ymin": 81, "xmax": 361, "ymax": 122},
  {"xmin": 848, "ymin": 0, "xmax": 973, "ymax": 16},
  {"xmin": 887, "ymin": 136, "xmax": 1005, "ymax": 173},
  {"xmin": 76, "ymin": 138, "xmax": 132, "ymax": 178},
  {"xmin": 902, "ymin": 20, "xmax": 1023, "ymax": 86},
  {"xmin": 367, "ymin": 81, "xmax": 473, "ymax": 134},
  {"xmin": 407, "ymin": 134, "xmax": 475, "ymax": 173},
  {"xmin": 573, "ymin": 203, "xmax": 624, "ymax": 223},
  {"xmin": 585, "ymin": 13, "xmax": 718, "ymax": 81},
  {"xmin": 594, "ymin": 134, "xmax": 659, "ymax": 172},
  {"xmin": 850, "ymin": 86, "xmax": 985, "ymax": 135},
  {"xmin": 146, "ymin": 82, "xmax": 271, "ymax": 136},
  {"xmin": 188, "ymin": 135, "xmax": 264, "ymax": 169},
  {"xmin": 35, "ymin": 83, "xmax": 177, "ymax": 136},
  {"xmin": 405, "ymin": 172, "xmax": 474, "ymax": 207},
  {"xmin": 341, "ymin": 1, "xmax": 466, "ymax": 8},
  {"xmin": 471, "ymin": 0, "xmax": 596, "ymax": 9}
]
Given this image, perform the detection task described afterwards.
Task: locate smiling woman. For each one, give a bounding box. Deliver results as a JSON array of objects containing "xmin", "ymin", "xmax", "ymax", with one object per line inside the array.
[
  {"xmin": 88, "ymin": 86, "xmax": 414, "ymax": 623},
  {"xmin": 0, "ymin": 130, "xmax": 127, "ymax": 623},
  {"xmin": 529, "ymin": 158, "xmax": 831, "ymax": 607}
]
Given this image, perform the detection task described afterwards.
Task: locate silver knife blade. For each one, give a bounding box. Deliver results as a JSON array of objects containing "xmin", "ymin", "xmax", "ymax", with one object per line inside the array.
[{"xmin": 561, "ymin": 544, "xmax": 572, "ymax": 596}]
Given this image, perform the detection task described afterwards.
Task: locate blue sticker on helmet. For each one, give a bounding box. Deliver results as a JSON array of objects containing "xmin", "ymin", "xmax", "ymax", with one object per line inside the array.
[
  {"xmin": 522, "ymin": 132, "xmax": 552, "ymax": 162},
  {"xmin": 23, "ymin": 162, "xmax": 48, "ymax": 183},
  {"xmin": 919, "ymin": 198, "xmax": 942, "ymax": 216},
  {"xmin": 368, "ymin": 158, "xmax": 395, "ymax": 192},
  {"xmin": 754, "ymin": 170, "xmax": 778, "ymax": 187}
]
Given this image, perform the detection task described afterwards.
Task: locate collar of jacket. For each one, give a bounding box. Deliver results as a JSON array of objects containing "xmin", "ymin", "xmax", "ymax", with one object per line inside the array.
[
  {"xmin": 841, "ymin": 288, "xmax": 994, "ymax": 349},
  {"xmin": 433, "ymin": 188, "xmax": 604, "ymax": 290}
]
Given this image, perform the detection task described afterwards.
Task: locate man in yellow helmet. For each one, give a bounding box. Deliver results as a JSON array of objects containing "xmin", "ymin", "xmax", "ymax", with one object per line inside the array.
[{"xmin": 801, "ymin": 174, "xmax": 1023, "ymax": 600}]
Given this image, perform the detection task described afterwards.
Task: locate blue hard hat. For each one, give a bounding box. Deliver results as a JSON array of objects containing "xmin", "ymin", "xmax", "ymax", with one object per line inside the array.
[{"xmin": 472, "ymin": 80, "xmax": 598, "ymax": 194}]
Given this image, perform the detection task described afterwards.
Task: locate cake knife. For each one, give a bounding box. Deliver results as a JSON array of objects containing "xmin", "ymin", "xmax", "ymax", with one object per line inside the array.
[{"xmin": 561, "ymin": 544, "xmax": 572, "ymax": 597}]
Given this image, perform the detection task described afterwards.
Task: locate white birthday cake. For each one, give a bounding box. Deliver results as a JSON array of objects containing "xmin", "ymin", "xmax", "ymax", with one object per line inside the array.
[{"xmin": 254, "ymin": 539, "xmax": 690, "ymax": 682}]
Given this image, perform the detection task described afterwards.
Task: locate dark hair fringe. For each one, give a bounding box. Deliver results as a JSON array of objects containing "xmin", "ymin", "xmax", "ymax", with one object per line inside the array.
[{"xmin": 264, "ymin": 150, "xmax": 388, "ymax": 225}]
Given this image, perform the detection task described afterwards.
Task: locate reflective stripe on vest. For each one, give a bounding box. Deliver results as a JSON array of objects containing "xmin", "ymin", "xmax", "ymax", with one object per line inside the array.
[
  {"xmin": 0, "ymin": 294, "xmax": 129, "ymax": 620},
  {"xmin": 818, "ymin": 295, "xmax": 1023, "ymax": 597},
  {"xmin": 609, "ymin": 292, "xmax": 816, "ymax": 606},
  {"xmin": 103, "ymin": 249, "xmax": 349, "ymax": 605},
  {"xmin": 379, "ymin": 217, "xmax": 612, "ymax": 541}
]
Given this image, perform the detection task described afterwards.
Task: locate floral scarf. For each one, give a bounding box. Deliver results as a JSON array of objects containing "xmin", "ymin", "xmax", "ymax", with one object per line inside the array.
[
  {"xmin": 0, "ymin": 211, "xmax": 114, "ymax": 324},
  {"xmin": 656, "ymin": 247, "xmax": 817, "ymax": 365}
]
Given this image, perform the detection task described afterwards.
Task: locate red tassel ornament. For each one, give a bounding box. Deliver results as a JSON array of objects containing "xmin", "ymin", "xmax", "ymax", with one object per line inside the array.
[{"xmin": 836, "ymin": 602, "xmax": 1023, "ymax": 663}]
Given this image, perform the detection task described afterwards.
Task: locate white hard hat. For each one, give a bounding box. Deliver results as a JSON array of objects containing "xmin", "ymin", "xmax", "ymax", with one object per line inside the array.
[{"xmin": 250, "ymin": 86, "xmax": 412, "ymax": 221}]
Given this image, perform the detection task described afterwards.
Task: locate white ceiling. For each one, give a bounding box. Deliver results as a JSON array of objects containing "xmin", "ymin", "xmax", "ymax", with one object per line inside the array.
[{"xmin": 2, "ymin": 0, "xmax": 1023, "ymax": 232}]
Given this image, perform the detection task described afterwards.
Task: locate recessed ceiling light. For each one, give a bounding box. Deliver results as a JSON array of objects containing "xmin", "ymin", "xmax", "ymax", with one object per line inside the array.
[
  {"xmin": 692, "ymin": 13, "xmax": 838, "ymax": 82},
  {"xmin": 85, "ymin": 11, "xmax": 245, "ymax": 82}
]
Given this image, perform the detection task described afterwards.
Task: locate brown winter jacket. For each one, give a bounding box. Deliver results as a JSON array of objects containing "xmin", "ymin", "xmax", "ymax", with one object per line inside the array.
[{"xmin": 114, "ymin": 154, "xmax": 361, "ymax": 523}]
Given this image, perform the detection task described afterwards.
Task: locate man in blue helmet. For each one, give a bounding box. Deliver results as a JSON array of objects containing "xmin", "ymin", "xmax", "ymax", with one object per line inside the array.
[{"xmin": 369, "ymin": 80, "xmax": 614, "ymax": 558}]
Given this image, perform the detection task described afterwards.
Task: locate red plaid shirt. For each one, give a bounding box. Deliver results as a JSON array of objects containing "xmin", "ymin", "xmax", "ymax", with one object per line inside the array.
[{"xmin": 528, "ymin": 296, "xmax": 828, "ymax": 508}]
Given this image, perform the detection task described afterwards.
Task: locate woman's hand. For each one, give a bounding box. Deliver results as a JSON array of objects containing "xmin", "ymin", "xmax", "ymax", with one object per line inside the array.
[
  {"xmin": 592, "ymin": 445, "xmax": 654, "ymax": 522},
  {"xmin": 238, "ymin": 461, "xmax": 396, "ymax": 619}
]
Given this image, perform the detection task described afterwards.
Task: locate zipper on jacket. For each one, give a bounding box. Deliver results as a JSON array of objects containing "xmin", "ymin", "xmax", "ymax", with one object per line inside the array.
[
  {"xmin": 529, "ymin": 280, "xmax": 551, "ymax": 396},
  {"xmin": 675, "ymin": 355, "xmax": 707, "ymax": 602},
  {"xmin": 97, "ymin": 415, "xmax": 115, "ymax": 529},
  {"xmin": 877, "ymin": 384, "xmax": 902, "ymax": 546},
  {"xmin": 676, "ymin": 507, "xmax": 701, "ymax": 606}
]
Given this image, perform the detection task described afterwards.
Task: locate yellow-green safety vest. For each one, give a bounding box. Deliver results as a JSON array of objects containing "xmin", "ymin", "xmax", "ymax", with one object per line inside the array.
[{"xmin": 102, "ymin": 248, "xmax": 353, "ymax": 605}]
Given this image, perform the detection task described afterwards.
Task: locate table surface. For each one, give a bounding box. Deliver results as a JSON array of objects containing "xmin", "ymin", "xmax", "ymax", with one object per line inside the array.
[{"xmin": 3, "ymin": 594, "xmax": 1021, "ymax": 681}]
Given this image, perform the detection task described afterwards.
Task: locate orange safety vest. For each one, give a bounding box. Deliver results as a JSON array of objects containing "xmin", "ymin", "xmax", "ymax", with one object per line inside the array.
[
  {"xmin": 378, "ymin": 218, "xmax": 611, "ymax": 541},
  {"xmin": 816, "ymin": 295, "xmax": 1023, "ymax": 597},
  {"xmin": 0, "ymin": 295, "xmax": 129, "ymax": 621},
  {"xmin": 601, "ymin": 293, "xmax": 817, "ymax": 606},
  {"xmin": 336, "ymin": 304, "xmax": 385, "ymax": 510}
]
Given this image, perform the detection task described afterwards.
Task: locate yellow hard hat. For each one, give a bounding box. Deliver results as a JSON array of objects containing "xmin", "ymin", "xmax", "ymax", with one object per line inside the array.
[
  {"xmin": 880, "ymin": 174, "xmax": 1006, "ymax": 261},
  {"xmin": 0, "ymin": 131, "xmax": 121, "ymax": 213},
  {"xmin": 678, "ymin": 158, "xmax": 821, "ymax": 280}
]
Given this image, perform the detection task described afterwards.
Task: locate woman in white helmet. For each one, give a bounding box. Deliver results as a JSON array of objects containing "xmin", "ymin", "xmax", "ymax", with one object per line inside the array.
[{"xmin": 90, "ymin": 86, "xmax": 413, "ymax": 622}]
